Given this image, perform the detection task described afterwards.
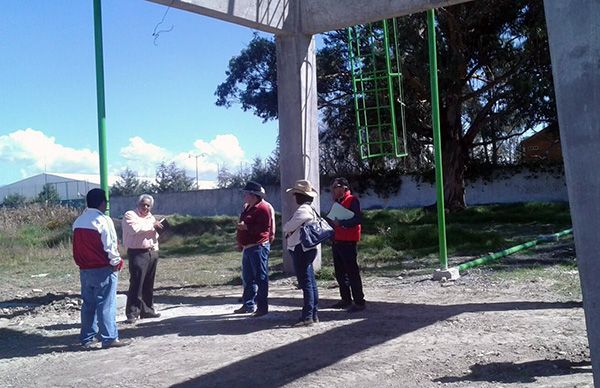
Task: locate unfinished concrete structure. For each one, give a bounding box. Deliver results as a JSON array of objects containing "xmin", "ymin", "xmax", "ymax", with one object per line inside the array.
[{"xmin": 147, "ymin": 0, "xmax": 600, "ymax": 383}]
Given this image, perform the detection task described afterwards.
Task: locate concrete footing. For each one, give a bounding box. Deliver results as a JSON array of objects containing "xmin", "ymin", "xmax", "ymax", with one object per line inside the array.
[{"xmin": 432, "ymin": 267, "xmax": 460, "ymax": 281}]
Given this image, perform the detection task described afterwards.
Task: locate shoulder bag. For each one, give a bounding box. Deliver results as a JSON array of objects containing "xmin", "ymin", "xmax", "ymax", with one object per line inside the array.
[{"xmin": 300, "ymin": 206, "xmax": 334, "ymax": 249}]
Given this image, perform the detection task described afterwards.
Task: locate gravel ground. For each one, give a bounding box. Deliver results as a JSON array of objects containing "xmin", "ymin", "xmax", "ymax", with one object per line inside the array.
[{"xmin": 0, "ymin": 260, "xmax": 592, "ymax": 388}]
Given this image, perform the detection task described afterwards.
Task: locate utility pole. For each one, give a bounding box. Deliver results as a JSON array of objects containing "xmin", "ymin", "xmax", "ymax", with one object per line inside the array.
[{"xmin": 188, "ymin": 153, "xmax": 206, "ymax": 189}]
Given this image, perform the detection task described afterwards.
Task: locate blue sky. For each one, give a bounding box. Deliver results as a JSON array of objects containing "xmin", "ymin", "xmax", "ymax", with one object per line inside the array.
[{"xmin": 0, "ymin": 0, "xmax": 279, "ymax": 187}]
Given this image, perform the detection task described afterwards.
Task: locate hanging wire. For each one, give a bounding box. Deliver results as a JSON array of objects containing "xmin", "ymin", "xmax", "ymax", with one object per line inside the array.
[{"xmin": 152, "ymin": 0, "xmax": 175, "ymax": 46}]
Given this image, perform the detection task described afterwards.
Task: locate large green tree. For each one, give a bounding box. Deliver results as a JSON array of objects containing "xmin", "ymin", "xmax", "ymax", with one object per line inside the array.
[{"xmin": 215, "ymin": 0, "xmax": 556, "ymax": 209}]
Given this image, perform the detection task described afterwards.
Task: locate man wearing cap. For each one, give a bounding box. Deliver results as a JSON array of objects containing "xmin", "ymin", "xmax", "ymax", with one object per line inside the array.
[
  {"xmin": 234, "ymin": 181, "xmax": 273, "ymax": 317},
  {"xmin": 327, "ymin": 177, "xmax": 366, "ymax": 312}
]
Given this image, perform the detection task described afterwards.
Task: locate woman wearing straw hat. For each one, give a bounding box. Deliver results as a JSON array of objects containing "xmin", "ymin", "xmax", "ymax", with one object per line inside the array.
[{"xmin": 283, "ymin": 179, "xmax": 320, "ymax": 327}]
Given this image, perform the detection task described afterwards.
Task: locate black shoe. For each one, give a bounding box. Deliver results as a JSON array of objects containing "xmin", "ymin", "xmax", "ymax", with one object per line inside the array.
[
  {"xmin": 313, "ymin": 316, "xmax": 319, "ymax": 323},
  {"xmin": 251, "ymin": 310, "xmax": 268, "ymax": 318},
  {"xmin": 292, "ymin": 318, "xmax": 314, "ymax": 328},
  {"xmin": 141, "ymin": 312, "xmax": 161, "ymax": 319},
  {"xmin": 329, "ymin": 300, "xmax": 352, "ymax": 309},
  {"xmin": 124, "ymin": 316, "xmax": 137, "ymax": 324},
  {"xmin": 347, "ymin": 303, "xmax": 366, "ymax": 313},
  {"xmin": 102, "ymin": 339, "xmax": 131, "ymax": 349},
  {"xmin": 234, "ymin": 306, "xmax": 254, "ymax": 314}
]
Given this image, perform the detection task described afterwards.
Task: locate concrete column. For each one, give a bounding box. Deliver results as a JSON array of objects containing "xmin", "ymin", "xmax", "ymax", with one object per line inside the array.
[
  {"xmin": 275, "ymin": 33, "xmax": 321, "ymax": 273},
  {"xmin": 544, "ymin": 0, "xmax": 600, "ymax": 384}
]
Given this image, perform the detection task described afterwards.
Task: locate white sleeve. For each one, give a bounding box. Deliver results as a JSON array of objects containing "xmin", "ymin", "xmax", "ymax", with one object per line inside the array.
[{"xmin": 101, "ymin": 216, "xmax": 122, "ymax": 266}]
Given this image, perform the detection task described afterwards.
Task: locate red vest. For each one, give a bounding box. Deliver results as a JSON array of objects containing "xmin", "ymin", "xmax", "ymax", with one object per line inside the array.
[{"xmin": 334, "ymin": 192, "xmax": 361, "ymax": 242}]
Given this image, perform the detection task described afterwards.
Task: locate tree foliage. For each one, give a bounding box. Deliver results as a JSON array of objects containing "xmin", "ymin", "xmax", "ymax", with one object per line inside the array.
[
  {"xmin": 36, "ymin": 183, "xmax": 60, "ymax": 204},
  {"xmin": 111, "ymin": 168, "xmax": 153, "ymax": 197},
  {"xmin": 153, "ymin": 162, "xmax": 195, "ymax": 193},
  {"xmin": 3, "ymin": 193, "xmax": 27, "ymax": 208},
  {"xmin": 215, "ymin": 0, "xmax": 556, "ymax": 208},
  {"xmin": 216, "ymin": 154, "xmax": 280, "ymax": 189}
]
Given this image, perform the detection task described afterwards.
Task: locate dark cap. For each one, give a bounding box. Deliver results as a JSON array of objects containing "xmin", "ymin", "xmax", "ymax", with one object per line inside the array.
[
  {"xmin": 331, "ymin": 177, "xmax": 350, "ymax": 190},
  {"xmin": 240, "ymin": 181, "xmax": 266, "ymax": 197}
]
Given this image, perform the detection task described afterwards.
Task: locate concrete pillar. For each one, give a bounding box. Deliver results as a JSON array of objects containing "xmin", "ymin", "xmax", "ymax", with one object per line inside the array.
[
  {"xmin": 275, "ymin": 33, "xmax": 321, "ymax": 273},
  {"xmin": 544, "ymin": 0, "xmax": 600, "ymax": 384}
]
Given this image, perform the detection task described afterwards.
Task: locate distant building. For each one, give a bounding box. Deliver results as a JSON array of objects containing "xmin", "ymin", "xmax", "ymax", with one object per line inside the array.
[
  {"xmin": 0, "ymin": 173, "xmax": 119, "ymax": 204},
  {"xmin": 520, "ymin": 123, "xmax": 563, "ymax": 162}
]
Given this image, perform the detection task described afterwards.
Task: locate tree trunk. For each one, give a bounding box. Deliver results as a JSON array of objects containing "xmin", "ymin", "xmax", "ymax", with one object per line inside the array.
[{"xmin": 442, "ymin": 137, "xmax": 467, "ymax": 211}]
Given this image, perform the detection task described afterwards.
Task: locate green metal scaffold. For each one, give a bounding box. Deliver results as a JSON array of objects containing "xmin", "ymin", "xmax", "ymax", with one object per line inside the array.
[
  {"xmin": 347, "ymin": 18, "xmax": 408, "ymax": 159},
  {"xmin": 348, "ymin": 11, "xmax": 449, "ymax": 272}
]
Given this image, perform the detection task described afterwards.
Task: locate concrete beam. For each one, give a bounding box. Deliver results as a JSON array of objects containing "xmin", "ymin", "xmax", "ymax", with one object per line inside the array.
[
  {"xmin": 146, "ymin": 0, "xmax": 290, "ymax": 34},
  {"xmin": 276, "ymin": 33, "xmax": 321, "ymax": 273},
  {"xmin": 301, "ymin": 0, "xmax": 475, "ymax": 34},
  {"xmin": 544, "ymin": 0, "xmax": 600, "ymax": 385}
]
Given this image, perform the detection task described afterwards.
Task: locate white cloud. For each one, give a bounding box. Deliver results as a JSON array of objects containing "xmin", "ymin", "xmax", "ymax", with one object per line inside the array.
[
  {"xmin": 120, "ymin": 136, "xmax": 170, "ymax": 163},
  {"xmin": 117, "ymin": 134, "xmax": 246, "ymax": 182},
  {"xmin": 119, "ymin": 136, "xmax": 171, "ymax": 177},
  {"xmin": 193, "ymin": 134, "xmax": 245, "ymax": 165},
  {"xmin": 0, "ymin": 128, "xmax": 98, "ymax": 176}
]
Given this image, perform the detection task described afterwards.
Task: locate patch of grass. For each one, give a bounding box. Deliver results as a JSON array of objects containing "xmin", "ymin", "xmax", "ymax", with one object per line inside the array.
[{"xmin": 0, "ymin": 202, "xmax": 575, "ymax": 291}]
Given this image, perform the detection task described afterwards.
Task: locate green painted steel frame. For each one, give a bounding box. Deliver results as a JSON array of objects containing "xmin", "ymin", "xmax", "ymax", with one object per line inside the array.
[{"xmin": 347, "ymin": 19, "xmax": 408, "ymax": 159}]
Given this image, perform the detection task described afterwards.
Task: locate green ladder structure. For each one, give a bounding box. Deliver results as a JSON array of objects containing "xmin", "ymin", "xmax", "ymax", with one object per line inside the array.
[
  {"xmin": 347, "ymin": 18, "xmax": 408, "ymax": 159},
  {"xmin": 348, "ymin": 12, "xmax": 449, "ymax": 273}
]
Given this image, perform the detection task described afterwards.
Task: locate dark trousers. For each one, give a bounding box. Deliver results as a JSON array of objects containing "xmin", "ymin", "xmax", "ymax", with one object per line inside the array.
[
  {"xmin": 291, "ymin": 245, "xmax": 319, "ymax": 321},
  {"xmin": 126, "ymin": 249, "xmax": 159, "ymax": 319},
  {"xmin": 332, "ymin": 241, "xmax": 365, "ymax": 305}
]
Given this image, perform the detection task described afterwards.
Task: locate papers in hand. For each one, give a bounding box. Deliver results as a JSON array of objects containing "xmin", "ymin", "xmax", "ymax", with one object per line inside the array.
[{"xmin": 327, "ymin": 202, "xmax": 355, "ymax": 220}]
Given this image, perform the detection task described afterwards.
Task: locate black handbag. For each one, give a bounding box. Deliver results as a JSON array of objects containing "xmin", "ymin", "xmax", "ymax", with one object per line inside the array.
[{"xmin": 300, "ymin": 207, "xmax": 334, "ymax": 248}]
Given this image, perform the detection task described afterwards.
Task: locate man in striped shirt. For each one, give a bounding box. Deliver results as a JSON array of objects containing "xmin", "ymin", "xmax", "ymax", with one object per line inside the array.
[{"xmin": 72, "ymin": 188, "xmax": 130, "ymax": 349}]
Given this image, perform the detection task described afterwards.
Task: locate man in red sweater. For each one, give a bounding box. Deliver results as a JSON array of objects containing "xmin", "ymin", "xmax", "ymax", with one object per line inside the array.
[
  {"xmin": 72, "ymin": 189, "xmax": 130, "ymax": 349},
  {"xmin": 327, "ymin": 177, "xmax": 366, "ymax": 312},
  {"xmin": 234, "ymin": 181, "xmax": 273, "ymax": 317}
]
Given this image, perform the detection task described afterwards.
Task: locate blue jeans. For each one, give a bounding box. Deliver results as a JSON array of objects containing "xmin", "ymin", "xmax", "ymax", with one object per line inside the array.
[
  {"xmin": 291, "ymin": 245, "xmax": 319, "ymax": 321},
  {"xmin": 80, "ymin": 267, "xmax": 119, "ymax": 346},
  {"xmin": 241, "ymin": 243, "xmax": 270, "ymax": 313}
]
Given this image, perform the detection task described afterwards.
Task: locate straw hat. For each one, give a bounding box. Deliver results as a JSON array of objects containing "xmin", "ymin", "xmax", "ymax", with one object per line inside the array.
[{"xmin": 286, "ymin": 179, "xmax": 318, "ymax": 197}]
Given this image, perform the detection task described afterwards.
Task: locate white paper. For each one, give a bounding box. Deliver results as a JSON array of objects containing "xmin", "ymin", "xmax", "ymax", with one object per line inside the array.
[{"xmin": 327, "ymin": 202, "xmax": 355, "ymax": 220}]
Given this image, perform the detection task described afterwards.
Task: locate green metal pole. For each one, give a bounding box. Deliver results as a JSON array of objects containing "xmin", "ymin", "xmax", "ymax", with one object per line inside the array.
[
  {"xmin": 457, "ymin": 228, "xmax": 573, "ymax": 271},
  {"xmin": 427, "ymin": 9, "xmax": 448, "ymax": 270},
  {"xmin": 93, "ymin": 0, "xmax": 109, "ymax": 213}
]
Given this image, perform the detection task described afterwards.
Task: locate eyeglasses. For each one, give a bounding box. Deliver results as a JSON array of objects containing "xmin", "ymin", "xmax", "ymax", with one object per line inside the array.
[{"xmin": 140, "ymin": 203, "xmax": 151, "ymax": 208}]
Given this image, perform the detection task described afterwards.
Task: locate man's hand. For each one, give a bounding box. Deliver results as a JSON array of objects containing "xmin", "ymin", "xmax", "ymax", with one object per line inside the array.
[
  {"xmin": 154, "ymin": 220, "xmax": 164, "ymax": 230},
  {"xmin": 113, "ymin": 259, "xmax": 124, "ymax": 272},
  {"xmin": 237, "ymin": 221, "xmax": 248, "ymax": 231}
]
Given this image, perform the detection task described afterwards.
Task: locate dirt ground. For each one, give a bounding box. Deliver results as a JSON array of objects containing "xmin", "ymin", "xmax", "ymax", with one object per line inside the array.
[{"xmin": 0, "ymin": 249, "xmax": 593, "ymax": 388}]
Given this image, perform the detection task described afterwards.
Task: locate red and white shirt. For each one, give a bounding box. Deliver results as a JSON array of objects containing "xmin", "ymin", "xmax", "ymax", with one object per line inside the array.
[{"xmin": 72, "ymin": 208, "xmax": 122, "ymax": 269}]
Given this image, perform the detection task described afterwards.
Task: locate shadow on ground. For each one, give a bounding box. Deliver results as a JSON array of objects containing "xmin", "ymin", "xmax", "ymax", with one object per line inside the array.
[
  {"xmin": 0, "ymin": 295, "xmax": 582, "ymax": 387},
  {"xmin": 434, "ymin": 359, "xmax": 591, "ymax": 384}
]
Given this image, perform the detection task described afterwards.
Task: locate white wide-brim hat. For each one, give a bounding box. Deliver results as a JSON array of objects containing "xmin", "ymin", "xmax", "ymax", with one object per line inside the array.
[{"xmin": 286, "ymin": 179, "xmax": 318, "ymax": 197}]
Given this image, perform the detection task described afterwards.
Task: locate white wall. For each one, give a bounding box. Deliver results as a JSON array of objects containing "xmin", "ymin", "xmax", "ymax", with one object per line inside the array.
[{"xmin": 109, "ymin": 169, "xmax": 568, "ymax": 217}]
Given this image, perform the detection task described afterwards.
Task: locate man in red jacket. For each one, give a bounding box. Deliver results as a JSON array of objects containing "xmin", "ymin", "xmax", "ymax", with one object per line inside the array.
[
  {"xmin": 234, "ymin": 181, "xmax": 273, "ymax": 317},
  {"xmin": 72, "ymin": 189, "xmax": 130, "ymax": 349},
  {"xmin": 327, "ymin": 177, "xmax": 366, "ymax": 312}
]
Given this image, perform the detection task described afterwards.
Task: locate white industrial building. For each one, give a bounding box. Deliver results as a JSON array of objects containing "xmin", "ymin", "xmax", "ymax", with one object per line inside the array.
[{"xmin": 0, "ymin": 173, "xmax": 119, "ymax": 203}]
